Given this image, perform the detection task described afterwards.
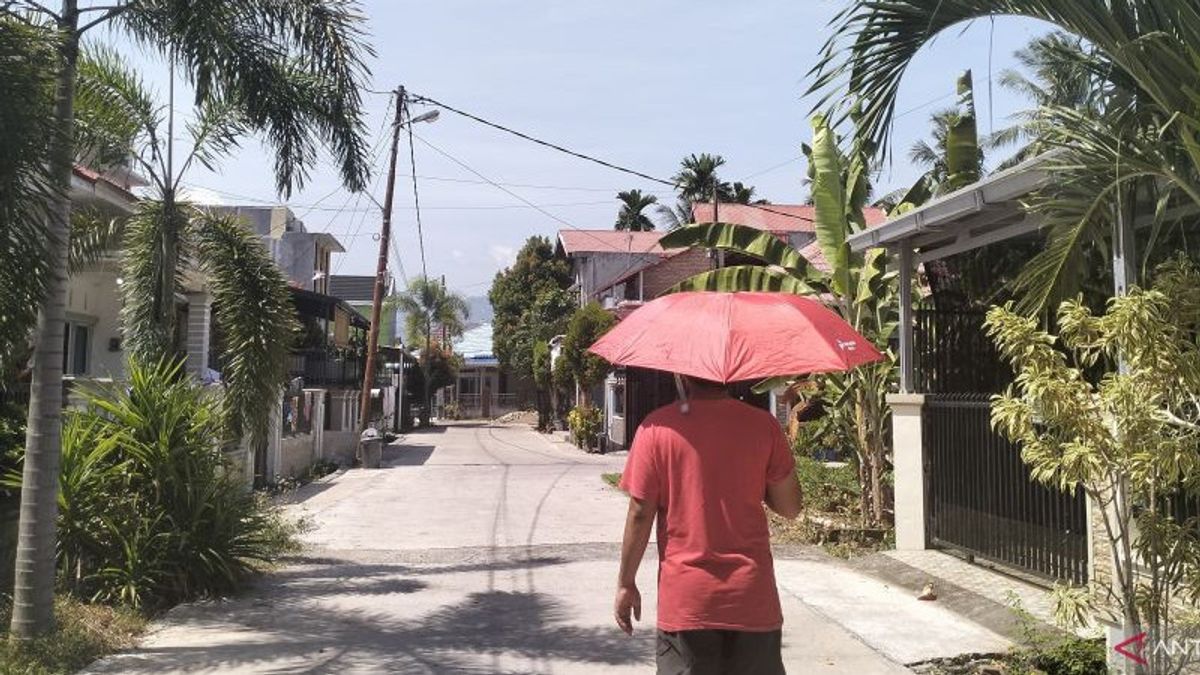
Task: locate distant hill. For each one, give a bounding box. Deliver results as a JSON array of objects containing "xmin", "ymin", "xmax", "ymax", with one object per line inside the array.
[{"xmin": 464, "ymin": 295, "xmax": 494, "ymax": 327}]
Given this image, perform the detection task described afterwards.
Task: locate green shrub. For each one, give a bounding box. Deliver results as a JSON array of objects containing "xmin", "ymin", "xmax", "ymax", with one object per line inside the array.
[
  {"xmin": 794, "ymin": 455, "xmax": 860, "ymax": 515},
  {"xmin": 3, "ymin": 359, "xmax": 300, "ymax": 609},
  {"xmin": 567, "ymin": 404, "xmax": 603, "ymax": 450}
]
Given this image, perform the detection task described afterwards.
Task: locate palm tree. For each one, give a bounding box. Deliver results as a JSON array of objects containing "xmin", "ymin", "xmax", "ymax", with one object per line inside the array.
[
  {"xmin": 658, "ymin": 153, "xmax": 742, "ymax": 229},
  {"xmin": 661, "ymin": 116, "xmax": 897, "ymax": 527},
  {"xmin": 673, "ymin": 153, "xmax": 730, "ymax": 201},
  {"xmin": 810, "ymin": 0, "xmax": 1200, "ymax": 316},
  {"xmin": 655, "ymin": 195, "xmax": 696, "ymax": 231},
  {"xmin": 393, "ymin": 276, "xmax": 470, "ymax": 348},
  {"xmin": 390, "ymin": 276, "xmax": 469, "ymax": 415},
  {"xmin": 614, "ymin": 190, "xmax": 658, "ymax": 231},
  {"xmin": 986, "ymin": 32, "xmax": 1107, "ymax": 170},
  {"xmin": 6, "ymin": 0, "xmax": 372, "ymax": 638}
]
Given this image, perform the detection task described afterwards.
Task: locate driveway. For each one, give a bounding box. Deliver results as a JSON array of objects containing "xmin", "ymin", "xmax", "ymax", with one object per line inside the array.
[{"xmin": 86, "ymin": 422, "xmax": 996, "ymax": 673}]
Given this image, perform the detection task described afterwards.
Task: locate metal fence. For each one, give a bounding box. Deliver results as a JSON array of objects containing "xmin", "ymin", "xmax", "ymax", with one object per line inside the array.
[
  {"xmin": 924, "ymin": 394, "xmax": 1089, "ymax": 585},
  {"xmin": 453, "ymin": 393, "xmax": 520, "ymax": 419},
  {"xmin": 287, "ymin": 349, "xmax": 364, "ymax": 387},
  {"xmin": 914, "ymin": 306, "xmax": 1012, "ymax": 394}
]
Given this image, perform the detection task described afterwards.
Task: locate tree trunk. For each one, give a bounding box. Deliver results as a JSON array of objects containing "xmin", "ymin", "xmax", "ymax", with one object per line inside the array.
[
  {"xmin": 854, "ymin": 387, "xmax": 878, "ymax": 527},
  {"xmin": 11, "ymin": 1, "xmax": 79, "ymax": 639}
]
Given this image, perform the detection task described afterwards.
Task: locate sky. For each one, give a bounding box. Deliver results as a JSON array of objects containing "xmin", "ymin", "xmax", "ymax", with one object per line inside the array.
[{"xmin": 100, "ymin": 1, "xmax": 1057, "ymax": 299}]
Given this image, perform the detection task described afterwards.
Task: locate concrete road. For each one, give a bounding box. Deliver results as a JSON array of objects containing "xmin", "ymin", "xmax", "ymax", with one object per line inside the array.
[{"xmin": 86, "ymin": 422, "xmax": 1001, "ymax": 674}]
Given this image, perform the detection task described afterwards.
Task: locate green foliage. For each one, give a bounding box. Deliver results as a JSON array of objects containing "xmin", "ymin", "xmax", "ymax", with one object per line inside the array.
[
  {"xmin": 0, "ymin": 595, "xmax": 146, "ymax": 675},
  {"xmin": 421, "ymin": 342, "xmax": 463, "ymax": 394},
  {"xmin": 0, "ymin": 18, "xmax": 58, "ymax": 376},
  {"xmin": 391, "ymin": 275, "xmax": 469, "ymax": 348},
  {"xmin": 810, "ymin": 0, "xmax": 1200, "ymax": 315},
  {"xmin": 601, "ymin": 472, "xmax": 622, "ymax": 489},
  {"xmin": 1004, "ymin": 592, "xmax": 1107, "ymax": 675},
  {"xmin": 793, "ymin": 456, "xmax": 860, "ymax": 515},
  {"xmin": 987, "ymin": 259, "xmax": 1200, "ymax": 668},
  {"xmin": 489, "ymin": 237, "xmax": 572, "ymax": 380},
  {"xmin": 665, "ymin": 116, "xmax": 898, "ymax": 527},
  {"xmin": 567, "ymin": 405, "xmax": 603, "ymax": 450},
  {"xmin": 2, "ymin": 359, "xmax": 300, "ymax": 610},
  {"xmin": 193, "ymin": 211, "xmax": 298, "ymax": 448},
  {"xmin": 532, "ymin": 341, "xmax": 552, "ymax": 388},
  {"xmin": 557, "ymin": 303, "xmax": 616, "ymax": 397},
  {"xmin": 615, "ymin": 189, "xmax": 658, "ymax": 231}
]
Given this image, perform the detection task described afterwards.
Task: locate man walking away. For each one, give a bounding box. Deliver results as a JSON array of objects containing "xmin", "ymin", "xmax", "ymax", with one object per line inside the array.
[{"xmin": 614, "ymin": 375, "xmax": 803, "ymax": 674}]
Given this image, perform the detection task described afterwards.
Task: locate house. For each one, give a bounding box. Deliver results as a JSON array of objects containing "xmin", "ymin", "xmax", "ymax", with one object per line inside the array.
[
  {"xmin": 208, "ymin": 205, "xmax": 343, "ymax": 294},
  {"xmin": 62, "ymin": 165, "xmax": 145, "ymax": 383},
  {"xmin": 555, "ymin": 230, "xmax": 673, "ymax": 306},
  {"xmin": 449, "ymin": 322, "xmax": 523, "ymax": 418},
  {"xmin": 328, "ymin": 274, "xmax": 401, "ymax": 346}
]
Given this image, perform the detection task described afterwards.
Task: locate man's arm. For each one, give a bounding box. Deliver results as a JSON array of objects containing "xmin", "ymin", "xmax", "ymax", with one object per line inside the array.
[
  {"xmin": 615, "ymin": 496, "xmax": 655, "ymax": 635},
  {"xmin": 765, "ymin": 472, "xmax": 803, "ymax": 519}
]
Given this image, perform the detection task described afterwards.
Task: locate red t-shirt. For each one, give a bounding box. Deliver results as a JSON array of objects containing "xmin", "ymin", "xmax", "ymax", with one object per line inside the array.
[{"xmin": 620, "ymin": 397, "xmax": 796, "ymax": 632}]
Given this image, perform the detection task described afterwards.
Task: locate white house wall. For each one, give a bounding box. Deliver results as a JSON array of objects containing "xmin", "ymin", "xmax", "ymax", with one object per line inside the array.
[{"xmin": 65, "ymin": 262, "xmax": 126, "ymax": 379}]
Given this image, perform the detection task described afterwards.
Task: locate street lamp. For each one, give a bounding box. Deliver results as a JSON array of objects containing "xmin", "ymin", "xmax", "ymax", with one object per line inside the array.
[{"xmin": 405, "ymin": 109, "xmax": 440, "ymax": 126}]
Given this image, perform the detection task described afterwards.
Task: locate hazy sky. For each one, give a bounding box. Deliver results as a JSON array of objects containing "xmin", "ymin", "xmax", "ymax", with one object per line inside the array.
[{"xmin": 102, "ymin": 1, "xmax": 1056, "ymax": 298}]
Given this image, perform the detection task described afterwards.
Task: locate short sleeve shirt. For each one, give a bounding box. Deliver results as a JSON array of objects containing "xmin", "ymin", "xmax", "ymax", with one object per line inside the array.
[{"xmin": 620, "ymin": 397, "xmax": 796, "ymax": 632}]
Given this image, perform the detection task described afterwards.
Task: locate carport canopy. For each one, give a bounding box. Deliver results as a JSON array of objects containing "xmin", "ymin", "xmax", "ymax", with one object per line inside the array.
[{"xmin": 844, "ymin": 150, "xmax": 1139, "ymax": 394}]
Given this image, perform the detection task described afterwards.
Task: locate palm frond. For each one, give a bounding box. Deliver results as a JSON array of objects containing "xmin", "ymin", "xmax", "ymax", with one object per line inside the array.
[
  {"xmin": 807, "ymin": 115, "xmax": 851, "ymax": 299},
  {"xmin": 119, "ymin": 200, "xmax": 188, "ymax": 363},
  {"xmin": 118, "ymin": 0, "xmax": 374, "ymax": 194},
  {"xmin": 667, "ymin": 265, "xmax": 815, "ymax": 295},
  {"xmin": 0, "ymin": 19, "xmax": 59, "ymax": 373},
  {"xmin": 191, "ymin": 209, "xmax": 297, "ymax": 447},
  {"xmin": 659, "ymin": 222, "xmax": 810, "ymax": 273},
  {"xmin": 74, "ymin": 44, "xmax": 164, "ymax": 185},
  {"xmin": 69, "ymin": 210, "xmax": 126, "ymax": 272}
]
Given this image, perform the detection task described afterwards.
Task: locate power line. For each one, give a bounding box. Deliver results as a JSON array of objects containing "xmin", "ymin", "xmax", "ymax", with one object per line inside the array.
[
  {"xmin": 408, "ymin": 92, "xmax": 676, "ymax": 187},
  {"xmin": 405, "ymin": 97, "xmax": 429, "ymax": 281}
]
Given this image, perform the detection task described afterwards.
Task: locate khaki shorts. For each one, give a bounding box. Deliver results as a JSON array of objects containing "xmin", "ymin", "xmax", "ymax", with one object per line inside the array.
[{"xmin": 656, "ymin": 629, "xmax": 785, "ymax": 675}]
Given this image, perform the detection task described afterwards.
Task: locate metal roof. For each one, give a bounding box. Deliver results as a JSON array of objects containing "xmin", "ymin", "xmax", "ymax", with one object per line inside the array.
[
  {"xmin": 453, "ymin": 323, "xmax": 495, "ymax": 360},
  {"xmin": 847, "ymin": 151, "xmax": 1059, "ymax": 261},
  {"xmin": 328, "ymin": 275, "xmax": 378, "ymax": 303}
]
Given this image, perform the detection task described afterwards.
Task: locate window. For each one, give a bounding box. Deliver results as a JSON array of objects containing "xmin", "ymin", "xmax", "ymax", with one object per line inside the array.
[
  {"xmin": 459, "ymin": 376, "xmax": 479, "ymax": 395},
  {"xmin": 61, "ymin": 321, "xmax": 92, "ymax": 376}
]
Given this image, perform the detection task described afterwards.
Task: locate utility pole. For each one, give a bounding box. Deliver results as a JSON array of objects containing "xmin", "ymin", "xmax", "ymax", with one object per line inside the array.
[{"xmin": 359, "ymin": 87, "xmax": 406, "ymax": 433}]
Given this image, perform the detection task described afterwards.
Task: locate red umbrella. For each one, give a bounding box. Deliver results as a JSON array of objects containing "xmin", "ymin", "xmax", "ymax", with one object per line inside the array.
[{"xmin": 587, "ymin": 292, "xmax": 882, "ymax": 383}]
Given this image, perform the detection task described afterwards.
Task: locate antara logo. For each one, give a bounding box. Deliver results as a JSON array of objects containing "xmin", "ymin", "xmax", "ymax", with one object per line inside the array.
[{"xmin": 1114, "ymin": 632, "xmax": 1147, "ymax": 666}]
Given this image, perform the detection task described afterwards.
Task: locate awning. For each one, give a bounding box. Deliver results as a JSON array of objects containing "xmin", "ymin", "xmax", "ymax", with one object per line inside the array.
[{"xmin": 848, "ymin": 151, "xmax": 1059, "ymax": 262}]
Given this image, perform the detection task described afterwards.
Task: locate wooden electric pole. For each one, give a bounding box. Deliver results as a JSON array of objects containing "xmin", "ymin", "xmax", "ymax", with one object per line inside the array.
[{"xmin": 359, "ymin": 87, "xmax": 406, "ymax": 433}]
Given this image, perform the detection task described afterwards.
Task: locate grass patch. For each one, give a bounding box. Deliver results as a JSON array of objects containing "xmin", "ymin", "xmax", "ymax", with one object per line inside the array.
[
  {"xmin": 0, "ymin": 595, "xmax": 146, "ymax": 674},
  {"xmin": 601, "ymin": 472, "xmax": 622, "ymax": 489}
]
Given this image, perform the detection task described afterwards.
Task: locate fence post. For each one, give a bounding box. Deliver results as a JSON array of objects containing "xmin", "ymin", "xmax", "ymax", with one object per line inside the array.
[
  {"xmin": 309, "ymin": 388, "xmax": 327, "ymax": 461},
  {"xmin": 888, "ymin": 393, "xmax": 927, "ymax": 550}
]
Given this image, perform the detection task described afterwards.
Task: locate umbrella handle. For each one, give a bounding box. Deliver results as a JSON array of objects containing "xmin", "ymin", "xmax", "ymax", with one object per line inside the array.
[{"xmin": 673, "ymin": 373, "xmax": 690, "ymax": 414}]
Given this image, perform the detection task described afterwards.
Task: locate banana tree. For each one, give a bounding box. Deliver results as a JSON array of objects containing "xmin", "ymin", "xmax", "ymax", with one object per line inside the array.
[
  {"xmin": 660, "ymin": 115, "xmax": 899, "ymax": 526},
  {"xmin": 892, "ymin": 70, "xmax": 982, "ymax": 216}
]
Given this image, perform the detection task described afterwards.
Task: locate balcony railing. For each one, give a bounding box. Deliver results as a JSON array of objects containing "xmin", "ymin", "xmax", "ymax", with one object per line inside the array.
[{"xmin": 287, "ymin": 349, "xmax": 364, "ymax": 387}]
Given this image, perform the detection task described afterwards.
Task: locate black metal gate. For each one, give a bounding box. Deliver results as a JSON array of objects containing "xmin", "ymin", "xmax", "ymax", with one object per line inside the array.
[{"xmin": 924, "ymin": 394, "xmax": 1089, "ymax": 585}]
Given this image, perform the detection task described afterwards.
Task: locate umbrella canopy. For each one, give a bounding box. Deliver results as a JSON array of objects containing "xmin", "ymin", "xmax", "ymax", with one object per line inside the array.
[{"xmin": 587, "ymin": 292, "xmax": 883, "ymax": 383}]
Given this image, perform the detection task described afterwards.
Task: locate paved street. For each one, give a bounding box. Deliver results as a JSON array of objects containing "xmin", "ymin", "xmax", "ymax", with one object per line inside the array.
[{"xmin": 87, "ymin": 422, "xmax": 1006, "ymax": 674}]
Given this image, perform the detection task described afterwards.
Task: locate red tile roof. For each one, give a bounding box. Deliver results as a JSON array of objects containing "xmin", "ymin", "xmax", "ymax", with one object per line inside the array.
[
  {"xmin": 691, "ymin": 203, "xmax": 888, "ymax": 232},
  {"xmin": 798, "ymin": 241, "xmax": 831, "ymax": 273},
  {"xmin": 557, "ymin": 230, "xmax": 676, "ymax": 256}
]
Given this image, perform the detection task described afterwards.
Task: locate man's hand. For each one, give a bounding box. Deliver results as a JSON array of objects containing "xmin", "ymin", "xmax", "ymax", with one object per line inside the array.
[{"xmin": 614, "ymin": 583, "xmax": 641, "ymax": 635}]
